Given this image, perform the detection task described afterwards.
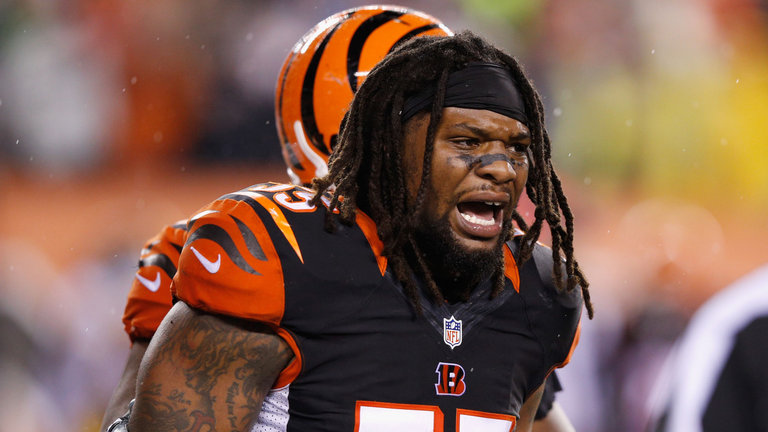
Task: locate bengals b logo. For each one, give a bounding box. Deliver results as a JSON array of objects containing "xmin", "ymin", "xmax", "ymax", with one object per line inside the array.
[{"xmin": 434, "ymin": 362, "xmax": 466, "ymax": 396}]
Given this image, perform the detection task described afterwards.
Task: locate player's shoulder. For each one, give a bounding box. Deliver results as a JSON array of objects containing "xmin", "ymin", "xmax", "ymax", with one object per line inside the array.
[
  {"xmin": 181, "ymin": 181, "xmax": 331, "ymax": 268},
  {"xmin": 173, "ymin": 182, "xmax": 315, "ymax": 323},
  {"xmin": 186, "ymin": 181, "xmax": 333, "ymax": 234},
  {"xmin": 507, "ymin": 230, "xmax": 581, "ymax": 305},
  {"xmin": 506, "ymin": 230, "xmax": 583, "ymax": 362},
  {"xmin": 173, "ymin": 182, "xmax": 379, "ymax": 323}
]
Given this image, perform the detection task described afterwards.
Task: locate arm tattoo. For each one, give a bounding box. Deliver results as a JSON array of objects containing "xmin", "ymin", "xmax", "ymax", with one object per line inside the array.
[{"xmin": 131, "ymin": 303, "xmax": 293, "ymax": 431}]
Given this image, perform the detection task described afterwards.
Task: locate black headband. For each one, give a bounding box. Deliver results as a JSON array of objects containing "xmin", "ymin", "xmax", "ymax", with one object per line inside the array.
[{"xmin": 401, "ymin": 62, "xmax": 529, "ymax": 126}]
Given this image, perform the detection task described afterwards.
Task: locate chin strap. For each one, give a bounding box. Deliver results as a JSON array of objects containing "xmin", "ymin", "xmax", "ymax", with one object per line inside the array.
[{"xmin": 106, "ymin": 399, "xmax": 133, "ymax": 432}]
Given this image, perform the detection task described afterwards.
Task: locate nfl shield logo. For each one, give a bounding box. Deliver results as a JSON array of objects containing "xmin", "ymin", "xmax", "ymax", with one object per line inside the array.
[{"xmin": 443, "ymin": 315, "xmax": 463, "ymax": 348}]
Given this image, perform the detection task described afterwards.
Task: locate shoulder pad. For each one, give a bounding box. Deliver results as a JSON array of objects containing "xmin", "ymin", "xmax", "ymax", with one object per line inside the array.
[
  {"xmin": 510, "ymin": 236, "xmax": 583, "ymax": 367},
  {"xmin": 508, "ymin": 235, "xmax": 582, "ymax": 309},
  {"xmin": 174, "ymin": 190, "xmax": 288, "ymax": 325}
]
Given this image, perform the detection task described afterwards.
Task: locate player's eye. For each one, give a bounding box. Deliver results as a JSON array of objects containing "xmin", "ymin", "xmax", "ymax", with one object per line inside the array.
[
  {"xmin": 451, "ymin": 137, "xmax": 479, "ymax": 147},
  {"xmin": 506, "ymin": 142, "xmax": 529, "ymax": 155}
]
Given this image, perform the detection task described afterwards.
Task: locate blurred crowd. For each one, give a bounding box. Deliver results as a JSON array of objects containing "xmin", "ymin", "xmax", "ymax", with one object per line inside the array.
[{"xmin": 1, "ymin": 0, "xmax": 767, "ymax": 431}]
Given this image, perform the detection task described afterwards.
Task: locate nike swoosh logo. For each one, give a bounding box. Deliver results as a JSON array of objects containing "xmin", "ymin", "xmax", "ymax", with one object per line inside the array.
[
  {"xmin": 190, "ymin": 246, "xmax": 221, "ymax": 273},
  {"xmin": 136, "ymin": 272, "xmax": 161, "ymax": 292}
]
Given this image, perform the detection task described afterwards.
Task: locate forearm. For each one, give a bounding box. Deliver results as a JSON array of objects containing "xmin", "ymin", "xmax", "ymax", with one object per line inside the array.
[
  {"xmin": 100, "ymin": 339, "xmax": 149, "ymax": 431},
  {"xmin": 129, "ymin": 302, "xmax": 293, "ymax": 432}
]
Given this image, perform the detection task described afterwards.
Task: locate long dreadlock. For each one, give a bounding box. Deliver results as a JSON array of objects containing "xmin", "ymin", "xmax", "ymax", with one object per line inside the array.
[{"xmin": 311, "ymin": 31, "xmax": 594, "ymax": 319}]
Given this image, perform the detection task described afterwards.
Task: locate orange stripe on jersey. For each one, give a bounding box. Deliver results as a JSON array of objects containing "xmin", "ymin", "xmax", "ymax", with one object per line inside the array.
[
  {"xmin": 124, "ymin": 223, "xmax": 186, "ymax": 342},
  {"xmin": 355, "ymin": 210, "xmax": 387, "ymax": 276},
  {"xmin": 272, "ymin": 326, "xmax": 303, "ymax": 388},
  {"xmin": 233, "ymin": 190, "xmax": 304, "ymax": 264},
  {"xmin": 539, "ymin": 318, "xmax": 582, "ymax": 395},
  {"xmin": 558, "ymin": 320, "xmax": 581, "ymax": 368},
  {"xmin": 503, "ymin": 245, "xmax": 520, "ymax": 293}
]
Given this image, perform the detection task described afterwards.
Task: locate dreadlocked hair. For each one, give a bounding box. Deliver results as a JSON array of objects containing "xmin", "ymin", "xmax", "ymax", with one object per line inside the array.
[{"xmin": 311, "ymin": 31, "xmax": 593, "ymax": 319}]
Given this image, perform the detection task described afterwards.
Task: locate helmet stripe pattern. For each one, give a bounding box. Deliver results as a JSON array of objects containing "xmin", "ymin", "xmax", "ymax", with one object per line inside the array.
[
  {"xmin": 346, "ymin": 10, "xmax": 406, "ymax": 93},
  {"xmin": 299, "ymin": 20, "xmax": 347, "ymax": 156},
  {"xmin": 275, "ymin": 6, "xmax": 452, "ymax": 186},
  {"xmin": 390, "ymin": 24, "xmax": 445, "ymax": 53}
]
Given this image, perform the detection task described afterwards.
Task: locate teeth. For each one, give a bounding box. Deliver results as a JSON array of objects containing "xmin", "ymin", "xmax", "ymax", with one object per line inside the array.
[
  {"xmin": 461, "ymin": 212, "xmax": 496, "ymax": 226},
  {"xmin": 484, "ymin": 201, "xmax": 502, "ymax": 206}
]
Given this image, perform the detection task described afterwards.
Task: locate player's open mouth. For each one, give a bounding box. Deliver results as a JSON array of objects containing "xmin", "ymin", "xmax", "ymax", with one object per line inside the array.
[{"xmin": 455, "ymin": 200, "xmax": 504, "ymax": 238}]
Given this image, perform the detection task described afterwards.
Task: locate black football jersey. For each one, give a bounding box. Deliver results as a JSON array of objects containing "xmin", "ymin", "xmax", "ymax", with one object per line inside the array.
[{"xmin": 173, "ymin": 182, "xmax": 582, "ymax": 431}]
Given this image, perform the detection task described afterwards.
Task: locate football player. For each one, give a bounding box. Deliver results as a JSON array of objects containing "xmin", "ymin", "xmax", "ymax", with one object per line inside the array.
[
  {"xmin": 103, "ymin": 6, "xmax": 582, "ymax": 432},
  {"xmin": 124, "ymin": 29, "xmax": 591, "ymax": 432},
  {"xmin": 101, "ymin": 8, "xmax": 452, "ymax": 430}
]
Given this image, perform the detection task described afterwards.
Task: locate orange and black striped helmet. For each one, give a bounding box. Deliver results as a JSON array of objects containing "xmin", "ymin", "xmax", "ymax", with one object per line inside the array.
[{"xmin": 275, "ymin": 5, "xmax": 452, "ymax": 186}]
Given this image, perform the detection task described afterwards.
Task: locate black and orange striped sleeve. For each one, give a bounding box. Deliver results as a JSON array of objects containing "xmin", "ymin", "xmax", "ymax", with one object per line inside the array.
[
  {"xmin": 172, "ymin": 196, "xmax": 287, "ymax": 327},
  {"xmin": 123, "ymin": 220, "xmax": 188, "ymax": 343}
]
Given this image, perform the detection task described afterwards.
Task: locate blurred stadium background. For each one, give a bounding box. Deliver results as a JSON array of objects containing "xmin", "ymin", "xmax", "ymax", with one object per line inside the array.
[{"xmin": 1, "ymin": 0, "xmax": 767, "ymax": 430}]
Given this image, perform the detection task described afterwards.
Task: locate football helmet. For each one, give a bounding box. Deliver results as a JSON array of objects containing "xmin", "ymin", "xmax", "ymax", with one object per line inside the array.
[{"xmin": 275, "ymin": 5, "xmax": 452, "ymax": 186}]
